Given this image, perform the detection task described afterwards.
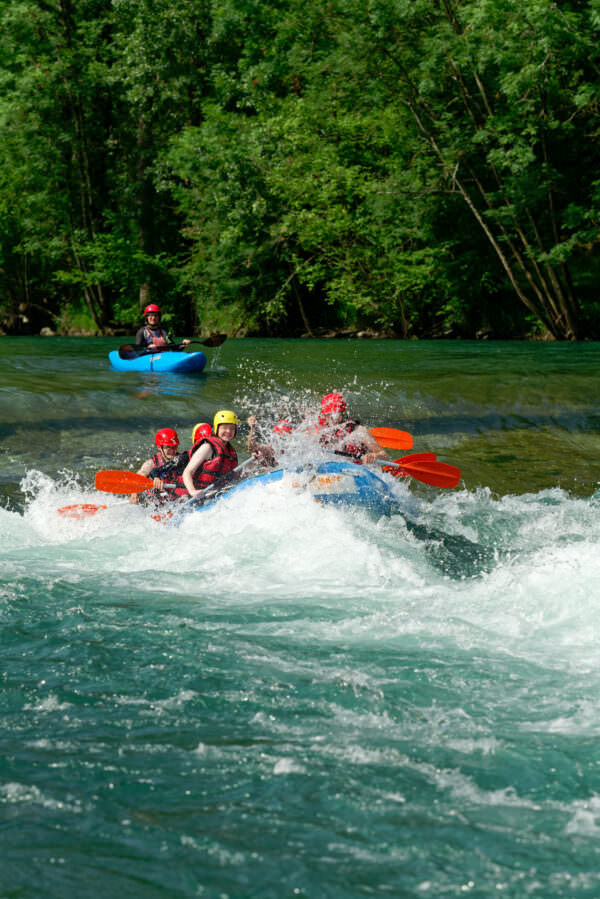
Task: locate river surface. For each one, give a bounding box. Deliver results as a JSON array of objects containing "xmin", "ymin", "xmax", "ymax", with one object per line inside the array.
[{"xmin": 1, "ymin": 337, "xmax": 600, "ymax": 898}]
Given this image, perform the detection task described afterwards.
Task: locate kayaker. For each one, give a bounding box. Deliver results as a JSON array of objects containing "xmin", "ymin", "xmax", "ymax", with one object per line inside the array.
[
  {"xmin": 182, "ymin": 410, "xmax": 239, "ymax": 499},
  {"xmin": 317, "ymin": 393, "xmax": 388, "ymax": 465},
  {"xmin": 129, "ymin": 427, "xmax": 190, "ymax": 503},
  {"xmin": 135, "ymin": 304, "xmax": 191, "ymax": 350}
]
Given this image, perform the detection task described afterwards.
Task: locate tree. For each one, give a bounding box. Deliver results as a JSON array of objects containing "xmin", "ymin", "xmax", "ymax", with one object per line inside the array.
[{"xmin": 360, "ymin": 0, "xmax": 600, "ymax": 339}]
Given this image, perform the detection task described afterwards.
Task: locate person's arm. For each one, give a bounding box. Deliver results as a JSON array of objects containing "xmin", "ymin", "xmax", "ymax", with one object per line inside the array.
[
  {"xmin": 129, "ymin": 457, "xmax": 155, "ymax": 503},
  {"xmin": 182, "ymin": 443, "xmax": 213, "ymax": 497},
  {"xmin": 247, "ymin": 415, "xmax": 259, "ymax": 451},
  {"xmin": 164, "ymin": 331, "xmax": 190, "ymax": 349},
  {"xmin": 354, "ymin": 426, "xmax": 388, "ymax": 465}
]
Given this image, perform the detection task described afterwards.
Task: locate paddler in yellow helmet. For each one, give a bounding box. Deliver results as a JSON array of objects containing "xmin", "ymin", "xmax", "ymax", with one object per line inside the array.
[{"xmin": 182, "ymin": 410, "xmax": 239, "ymax": 498}]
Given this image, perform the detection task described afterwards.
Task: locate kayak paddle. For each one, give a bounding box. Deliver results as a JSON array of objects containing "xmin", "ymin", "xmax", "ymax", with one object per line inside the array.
[
  {"xmin": 95, "ymin": 470, "xmax": 158, "ymax": 494},
  {"xmin": 379, "ymin": 458, "xmax": 461, "ymax": 488},
  {"xmin": 370, "ymin": 427, "xmax": 413, "ymax": 450},
  {"xmin": 118, "ymin": 335, "xmax": 226, "ymax": 359}
]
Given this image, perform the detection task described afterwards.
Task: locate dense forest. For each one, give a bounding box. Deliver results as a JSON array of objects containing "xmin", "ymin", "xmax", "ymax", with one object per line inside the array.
[{"xmin": 1, "ymin": 0, "xmax": 600, "ymax": 340}]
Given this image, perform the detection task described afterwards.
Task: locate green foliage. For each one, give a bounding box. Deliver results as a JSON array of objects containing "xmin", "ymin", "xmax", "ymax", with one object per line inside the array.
[{"xmin": 1, "ymin": 0, "xmax": 600, "ymax": 338}]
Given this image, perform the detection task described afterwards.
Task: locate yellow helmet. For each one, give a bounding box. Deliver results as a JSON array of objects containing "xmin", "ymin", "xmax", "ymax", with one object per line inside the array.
[{"xmin": 213, "ymin": 409, "xmax": 238, "ymax": 436}]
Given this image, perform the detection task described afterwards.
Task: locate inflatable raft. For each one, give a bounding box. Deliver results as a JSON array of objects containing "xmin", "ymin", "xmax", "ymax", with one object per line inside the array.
[
  {"xmin": 176, "ymin": 460, "xmax": 400, "ymax": 519},
  {"xmin": 108, "ymin": 349, "xmax": 207, "ymax": 373}
]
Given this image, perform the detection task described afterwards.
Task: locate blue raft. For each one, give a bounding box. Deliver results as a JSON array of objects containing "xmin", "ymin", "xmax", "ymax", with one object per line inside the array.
[
  {"xmin": 176, "ymin": 460, "xmax": 400, "ymax": 519},
  {"xmin": 109, "ymin": 349, "xmax": 207, "ymax": 373}
]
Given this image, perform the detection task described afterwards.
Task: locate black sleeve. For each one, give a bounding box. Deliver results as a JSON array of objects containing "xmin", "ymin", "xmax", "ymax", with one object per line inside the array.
[
  {"xmin": 135, "ymin": 327, "xmax": 149, "ymax": 347},
  {"xmin": 149, "ymin": 452, "xmax": 189, "ymax": 479}
]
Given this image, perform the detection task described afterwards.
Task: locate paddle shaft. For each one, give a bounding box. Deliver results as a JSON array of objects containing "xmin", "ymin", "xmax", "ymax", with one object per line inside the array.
[
  {"xmin": 118, "ymin": 335, "xmax": 226, "ymax": 358},
  {"xmin": 180, "ymin": 457, "xmax": 256, "ymax": 510}
]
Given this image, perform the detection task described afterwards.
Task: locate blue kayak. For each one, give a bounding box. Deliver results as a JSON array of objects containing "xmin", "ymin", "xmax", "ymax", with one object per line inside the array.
[
  {"xmin": 176, "ymin": 460, "xmax": 399, "ymax": 519},
  {"xmin": 109, "ymin": 349, "xmax": 207, "ymax": 373}
]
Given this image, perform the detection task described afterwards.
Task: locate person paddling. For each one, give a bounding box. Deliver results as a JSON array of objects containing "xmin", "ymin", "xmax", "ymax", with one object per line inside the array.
[
  {"xmin": 182, "ymin": 410, "xmax": 239, "ymax": 499},
  {"xmin": 247, "ymin": 414, "xmax": 292, "ymax": 468},
  {"xmin": 317, "ymin": 393, "xmax": 388, "ymax": 465},
  {"xmin": 135, "ymin": 304, "xmax": 191, "ymax": 350},
  {"xmin": 129, "ymin": 428, "xmax": 190, "ymax": 503}
]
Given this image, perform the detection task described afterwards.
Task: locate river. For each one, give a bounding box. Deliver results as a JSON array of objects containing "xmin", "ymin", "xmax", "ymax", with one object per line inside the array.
[{"xmin": 1, "ymin": 336, "xmax": 599, "ymax": 898}]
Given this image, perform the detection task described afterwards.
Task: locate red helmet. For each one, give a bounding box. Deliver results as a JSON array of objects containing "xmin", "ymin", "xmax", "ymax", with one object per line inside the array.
[
  {"xmin": 155, "ymin": 427, "xmax": 179, "ymax": 447},
  {"xmin": 144, "ymin": 304, "xmax": 161, "ymax": 317},
  {"xmin": 321, "ymin": 393, "xmax": 346, "ymax": 415},
  {"xmin": 273, "ymin": 419, "xmax": 292, "ymax": 435},
  {"xmin": 192, "ymin": 422, "xmax": 212, "ymax": 443}
]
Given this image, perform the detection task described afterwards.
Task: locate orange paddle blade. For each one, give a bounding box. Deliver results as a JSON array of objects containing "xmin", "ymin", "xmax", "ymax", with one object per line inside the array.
[
  {"xmin": 394, "ymin": 461, "xmax": 461, "ymax": 489},
  {"xmin": 57, "ymin": 502, "xmax": 108, "ymax": 518},
  {"xmin": 95, "ymin": 470, "xmax": 154, "ymax": 494},
  {"xmin": 370, "ymin": 427, "xmax": 413, "ymax": 450},
  {"xmin": 381, "ymin": 452, "xmax": 436, "ymax": 476},
  {"xmin": 396, "ymin": 452, "xmax": 436, "ymax": 464}
]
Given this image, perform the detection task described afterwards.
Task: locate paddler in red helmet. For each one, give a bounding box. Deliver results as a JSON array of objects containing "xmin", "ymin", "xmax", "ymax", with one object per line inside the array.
[
  {"xmin": 135, "ymin": 304, "xmax": 191, "ymax": 350},
  {"xmin": 318, "ymin": 393, "xmax": 388, "ymax": 465},
  {"xmin": 129, "ymin": 427, "xmax": 190, "ymax": 503}
]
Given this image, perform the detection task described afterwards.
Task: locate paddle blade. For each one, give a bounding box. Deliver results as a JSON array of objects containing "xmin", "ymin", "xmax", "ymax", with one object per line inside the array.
[
  {"xmin": 95, "ymin": 470, "xmax": 154, "ymax": 494},
  {"xmin": 370, "ymin": 427, "xmax": 413, "ymax": 450},
  {"xmin": 118, "ymin": 345, "xmax": 139, "ymax": 359},
  {"xmin": 197, "ymin": 334, "xmax": 227, "ymax": 348},
  {"xmin": 396, "ymin": 452, "xmax": 437, "ymax": 464},
  {"xmin": 381, "ymin": 452, "xmax": 436, "ymax": 475},
  {"xmin": 393, "ymin": 461, "xmax": 461, "ymax": 489},
  {"xmin": 57, "ymin": 502, "xmax": 108, "ymax": 518}
]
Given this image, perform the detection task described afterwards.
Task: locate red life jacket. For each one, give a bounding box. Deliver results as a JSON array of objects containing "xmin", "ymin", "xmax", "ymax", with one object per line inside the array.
[
  {"xmin": 150, "ymin": 451, "xmax": 189, "ymax": 497},
  {"xmin": 143, "ymin": 326, "xmax": 168, "ymax": 347},
  {"xmin": 191, "ymin": 436, "xmax": 238, "ymax": 489},
  {"xmin": 318, "ymin": 419, "xmax": 367, "ymax": 462}
]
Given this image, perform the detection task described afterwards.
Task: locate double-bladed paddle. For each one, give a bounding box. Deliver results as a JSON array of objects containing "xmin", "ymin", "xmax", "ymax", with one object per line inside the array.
[{"xmin": 118, "ymin": 335, "xmax": 227, "ymax": 360}]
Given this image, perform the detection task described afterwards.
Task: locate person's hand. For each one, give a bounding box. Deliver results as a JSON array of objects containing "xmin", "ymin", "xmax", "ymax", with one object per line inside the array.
[
  {"xmin": 181, "ymin": 339, "xmax": 191, "ymax": 346},
  {"xmin": 247, "ymin": 415, "xmax": 257, "ymax": 428},
  {"xmin": 129, "ymin": 494, "xmax": 139, "ymax": 504},
  {"xmin": 153, "ymin": 477, "xmax": 164, "ymax": 489},
  {"xmin": 363, "ymin": 452, "xmax": 378, "ymax": 465},
  {"xmin": 253, "ymin": 447, "xmax": 275, "ymax": 466}
]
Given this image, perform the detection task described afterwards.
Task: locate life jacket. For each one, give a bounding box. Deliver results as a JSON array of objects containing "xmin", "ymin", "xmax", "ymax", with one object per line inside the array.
[
  {"xmin": 149, "ymin": 451, "xmax": 189, "ymax": 498},
  {"xmin": 143, "ymin": 326, "xmax": 169, "ymax": 347},
  {"xmin": 318, "ymin": 418, "xmax": 367, "ymax": 462},
  {"xmin": 191, "ymin": 436, "xmax": 238, "ymax": 489}
]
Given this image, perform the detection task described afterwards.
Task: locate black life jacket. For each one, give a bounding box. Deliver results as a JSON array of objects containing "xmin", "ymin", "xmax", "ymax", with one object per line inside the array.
[{"xmin": 149, "ymin": 451, "xmax": 189, "ymax": 497}]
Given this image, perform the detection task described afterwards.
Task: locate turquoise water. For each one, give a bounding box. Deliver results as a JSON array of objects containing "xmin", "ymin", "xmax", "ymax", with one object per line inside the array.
[{"xmin": 1, "ymin": 337, "xmax": 600, "ymax": 898}]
